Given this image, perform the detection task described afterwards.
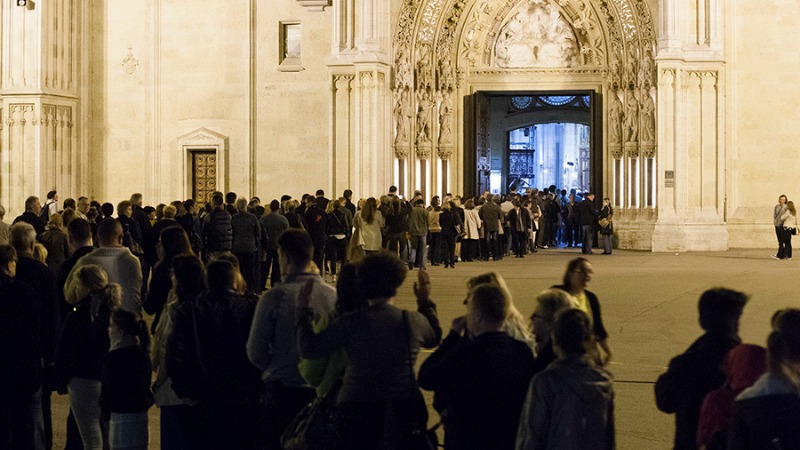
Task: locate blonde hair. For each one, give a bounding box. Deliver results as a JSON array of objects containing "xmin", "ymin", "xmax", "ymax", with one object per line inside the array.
[
  {"xmin": 533, "ymin": 288, "xmax": 575, "ymax": 323},
  {"xmin": 466, "ymin": 272, "xmax": 534, "ymax": 346},
  {"xmin": 162, "ymin": 204, "xmax": 177, "ymax": 219},
  {"xmin": 47, "ymin": 213, "xmax": 64, "ymax": 231},
  {"xmin": 32, "ymin": 243, "xmax": 48, "ymax": 265},
  {"xmin": 788, "ymin": 201, "xmax": 797, "ymax": 216},
  {"xmin": 73, "ymin": 264, "xmax": 122, "ymax": 308}
]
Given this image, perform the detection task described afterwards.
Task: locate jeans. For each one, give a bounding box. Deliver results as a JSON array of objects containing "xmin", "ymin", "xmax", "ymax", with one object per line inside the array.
[
  {"xmin": 386, "ymin": 232, "xmax": 408, "ymax": 262},
  {"xmin": 602, "ymin": 233, "xmax": 612, "ymax": 254},
  {"xmin": 441, "ymin": 235, "xmax": 456, "ymax": 266},
  {"xmin": 581, "ymin": 225, "xmax": 594, "ymax": 253},
  {"xmin": 68, "ymin": 378, "xmax": 107, "ymax": 450},
  {"xmin": 779, "ymin": 227, "xmax": 793, "ymax": 259},
  {"xmin": 485, "ymin": 231, "xmax": 501, "ymax": 259},
  {"xmin": 263, "ymin": 249, "xmax": 281, "ymax": 287},
  {"xmin": 409, "ymin": 235, "xmax": 427, "ymax": 268}
]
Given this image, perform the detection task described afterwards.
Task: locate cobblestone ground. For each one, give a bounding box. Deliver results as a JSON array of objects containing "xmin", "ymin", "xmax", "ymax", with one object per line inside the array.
[{"xmin": 52, "ymin": 247, "xmax": 786, "ymax": 449}]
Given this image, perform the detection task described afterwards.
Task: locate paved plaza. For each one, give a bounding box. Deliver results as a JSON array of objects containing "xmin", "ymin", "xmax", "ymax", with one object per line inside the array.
[{"xmin": 50, "ymin": 247, "xmax": 789, "ymax": 449}]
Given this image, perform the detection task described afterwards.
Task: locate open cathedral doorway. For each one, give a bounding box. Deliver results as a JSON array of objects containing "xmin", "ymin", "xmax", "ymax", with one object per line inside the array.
[{"xmin": 467, "ymin": 91, "xmax": 603, "ymax": 197}]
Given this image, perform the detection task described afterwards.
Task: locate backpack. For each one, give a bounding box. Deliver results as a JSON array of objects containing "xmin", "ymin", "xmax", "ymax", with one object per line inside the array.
[{"xmin": 39, "ymin": 200, "xmax": 54, "ymax": 223}]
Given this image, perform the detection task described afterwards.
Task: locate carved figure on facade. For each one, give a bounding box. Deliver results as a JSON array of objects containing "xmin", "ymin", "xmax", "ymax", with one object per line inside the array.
[
  {"xmin": 639, "ymin": 47, "xmax": 655, "ymax": 90},
  {"xmin": 623, "ymin": 92, "xmax": 639, "ymax": 143},
  {"xmin": 416, "ymin": 45, "xmax": 433, "ymax": 92},
  {"xmin": 395, "ymin": 49, "xmax": 413, "ymax": 90},
  {"xmin": 494, "ymin": 3, "xmax": 579, "ymax": 68},
  {"xmin": 438, "ymin": 91, "xmax": 453, "ymax": 146},
  {"xmin": 625, "ymin": 53, "xmax": 638, "ymax": 89},
  {"xmin": 608, "ymin": 91, "xmax": 623, "ymax": 144},
  {"xmin": 437, "ymin": 57, "xmax": 455, "ymax": 92},
  {"xmin": 394, "ymin": 90, "xmax": 413, "ymax": 146},
  {"xmin": 640, "ymin": 91, "xmax": 655, "ymax": 144},
  {"xmin": 416, "ymin": 90, "xmax": 434, "ymax": 145}
]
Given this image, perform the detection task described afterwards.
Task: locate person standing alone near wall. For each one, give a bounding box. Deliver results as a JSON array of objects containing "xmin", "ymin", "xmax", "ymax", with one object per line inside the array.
[{"xmin": 773, "ymin": 194, "xmax": 788, "ymax": 260}]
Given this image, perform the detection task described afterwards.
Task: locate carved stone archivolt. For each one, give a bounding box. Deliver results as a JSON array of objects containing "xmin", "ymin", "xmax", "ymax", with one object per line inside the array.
[{"xmin": 390, "ymin": 0, "xmax": 658, "ymax": 169}]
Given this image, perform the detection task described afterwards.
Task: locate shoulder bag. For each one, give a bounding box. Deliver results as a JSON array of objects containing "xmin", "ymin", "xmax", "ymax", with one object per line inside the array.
[{"xmin": 280, "ymin": 383, "xmax": 340, "ymax": 450}]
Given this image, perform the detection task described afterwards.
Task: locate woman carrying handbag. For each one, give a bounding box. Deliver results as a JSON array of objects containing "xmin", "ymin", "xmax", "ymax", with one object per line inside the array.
[{"xmin": 599, "ymin": 198, "xmax": 613, "ymax": 255}]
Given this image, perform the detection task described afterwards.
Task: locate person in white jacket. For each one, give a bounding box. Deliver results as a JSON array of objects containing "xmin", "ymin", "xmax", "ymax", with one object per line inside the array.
[{"xmin": 777, "ymin": 200, "xmax": 797, "ymax": 260}]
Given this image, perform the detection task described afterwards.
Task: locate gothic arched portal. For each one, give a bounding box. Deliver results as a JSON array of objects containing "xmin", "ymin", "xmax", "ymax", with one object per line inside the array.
[{"xmin": 391, "ymin": 0, "xmax": 657, "ymax": 214}]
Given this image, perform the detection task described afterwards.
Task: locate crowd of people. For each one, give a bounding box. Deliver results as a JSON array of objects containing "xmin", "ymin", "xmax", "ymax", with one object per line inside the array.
[{"xmin": 0, "ymin": 187, "xmax": 797, "ymax": 450}]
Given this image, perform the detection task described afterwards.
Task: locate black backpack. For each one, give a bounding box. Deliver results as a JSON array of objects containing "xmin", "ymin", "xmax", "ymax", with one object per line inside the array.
[{"xmin": 39, "ymin": 200, "xmax": 54, "ymax": 223}]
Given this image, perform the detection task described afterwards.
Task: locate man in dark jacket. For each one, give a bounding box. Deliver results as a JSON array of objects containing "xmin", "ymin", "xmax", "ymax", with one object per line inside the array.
[
  {"xmin": 655, "ymin": 288, "xmax": 748, "ymax": 450},
  {"xmin": 130, "ymin": 193, "xmax": 155, "ymax": 296},
  {"xmin": 419, "ymin": 283, "xmax": 535, "ymax": 450},
  {"xmin": 576, "ymin": 192, "xmax": 597, "ymax": 254},
  {"xmin": 202, "ymin": 193, "xmax": 233, "ymax": 261},
  {"xmin": 303, "ymin": 196, "xmax": 327, "ymax": 272},
  {"xmin": 13, "ymin": 196, "xmax": 45, "ymax": 236},
  {"xmin": 0, "ymin": 244, "xmax": 43, "ymax": 450},
  {"xmin": 478, "ymin": 194, "xmax": 503, "ymax": 261},
  {"xmin": 231, "ymin": 198, "xmax": 262, "ymax": 294},
  {"xmin": 260, "ymin": 200, "xmax": 289, "ymax": 289},
  {"xmin": 10, "ymin": 222, "xmax": 56, "ymax": 449}
]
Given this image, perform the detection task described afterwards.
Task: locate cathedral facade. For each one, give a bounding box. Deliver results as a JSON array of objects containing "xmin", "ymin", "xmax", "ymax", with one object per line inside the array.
[{"xmin": 0, "ymin": 0, "xmax": 795, "ymax": 250}]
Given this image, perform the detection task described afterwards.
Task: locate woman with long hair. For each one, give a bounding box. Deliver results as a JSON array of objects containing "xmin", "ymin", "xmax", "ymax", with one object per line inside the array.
[
  {"xmin": 728, "ymin": 309, "xmax": 800, "ymax": 448},
  {"xmin": 779, "ymin": 201, "xmax": 797, "ymax": 260},
  {"xmin": 353, "ymin": 197, "xmax": 384, "ymax": 254},
  {"xmin": 599, "ymin": 198, "xmax": 614, "ymax": 255},
  {"xmin": 466, "ymin": 272, "xmax": 534, "ymax": 348},
  {"xmin": 167, "ymin": 259, "xmax": 261, "ymax": 450},
  {"xmin": 325, "ymin": 199, "xmax": 350, "ymax": 280},
  {"xmin": 144, "ymin": 226, "xmax": 194, "ymax": 332},
  {"xmin": 151, "ymin": 255, "xmax": 205, "ymax": 450},
  {"xmin": 552, "ymin": 258, "xmax": 613, "ymax": 365},
  {"xmin": 55, "ymin": 265, "xmax": 122, "ymax": 450}
]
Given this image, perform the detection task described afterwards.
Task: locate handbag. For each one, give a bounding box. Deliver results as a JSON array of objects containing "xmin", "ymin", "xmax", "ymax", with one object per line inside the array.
[
  {"xmin": 598, "ymin": 217, "xmax": 611, "ymax": 229},
  {"xmin": 125, "ymin": 231, "xmax": 145, "ymax": 256},
  {"xmin": 402, "ymin": 311, "xmax": 439, "ymax": 450},
  {"xmin": 280, "ymin": 386, "xmax": 339, "ymax": 450},
  {"xmin": 786, "ymin": 227, "xmax": 797, "ymax": 236}
]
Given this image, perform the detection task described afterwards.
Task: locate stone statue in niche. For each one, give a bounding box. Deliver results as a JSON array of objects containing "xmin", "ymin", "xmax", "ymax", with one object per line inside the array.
[
  {"xmin": 438, "ymin": 92, "xmax": 453, "ymax": 146},
  {"xmin": 438, "ymin": 58, "xmax": 455, "ymax": 92},
  {"xmin": 416, "ymin": 45, "xmax": 432, "ymax": 92},
  {"xmin": 495, "ymin": 3, "xmax": 579, "ymax": 68},
  {"xmin": 416, "ymin": 90, "xmax": 434, "ymax": 144},
  {"xmin": 639, "ymin": 48, "xmax": 654, "ymax": 90},
  {"xmin": 640, "ymin": 92, "xmax": 655, "ymax": 144},
  {"xmin": 394, "ymin": 90, "xmax": 413, "ymax": 146},
  {"xmin": 608, "ymin": 92, "xmax": 623, "ymax": 144},
  {"xmin": 625, "ymin": 56, "xmax": 638, "ymax": 89},
  {"xmin": 623, "ymin": 93, "xmax": 639, "ymax": 143},
  {"xmin": 394, "ymin": 49, "xmax": 412, "ymax": 91}
]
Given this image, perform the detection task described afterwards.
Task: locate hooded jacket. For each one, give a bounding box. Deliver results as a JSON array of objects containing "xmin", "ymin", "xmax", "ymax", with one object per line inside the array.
[
  {"xmin": 516, "ymin": 354, "xmax": 615, "ymax": 450},
  {"xmin": 696, "ymin": 344, "xmax": 767, "ymax": 450}
]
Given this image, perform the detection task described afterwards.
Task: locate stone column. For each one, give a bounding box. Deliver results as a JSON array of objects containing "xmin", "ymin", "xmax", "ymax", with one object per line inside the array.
[{"xmin": 1, "ymin": 1, "xmax": 85, "ymax": 215}]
